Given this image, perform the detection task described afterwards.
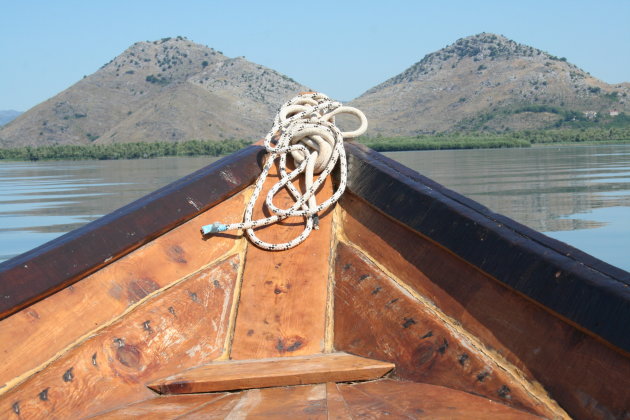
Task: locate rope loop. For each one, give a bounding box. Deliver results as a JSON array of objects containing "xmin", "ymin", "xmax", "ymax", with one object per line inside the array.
[{"xmin": 201, "ymin": 92, "xmax": 367, "ymax": 250}]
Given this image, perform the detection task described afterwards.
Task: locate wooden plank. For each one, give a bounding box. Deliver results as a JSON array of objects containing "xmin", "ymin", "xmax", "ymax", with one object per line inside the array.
[
  {"xmin": 0, "ymin": 190, "xmax": 246, "ymax": 392},
  {"xmin": 338, "ymin": 379, "xmax": 542, "ymax": 419},
  {"xmin": 344, "ymin": 141, "xmax": 630, "ymax": 353},
  {"xmin": 171, "ymin": 393, "xmax": 242, "ymax": 419},
  {"xmin": 230, "ymin": 158, "xmax": 333, "ymax": 359},
  {"xmin": 0, "ymin": 145, "xmax": 262, "ymax": 320},
  {"xmin": 333, "ymin": 241, "xmax": 562, "ymax": 419},
  {"xmin": 325, "ymin": 382, "xmax": 353, "ymax": 420},
  {"xmin": 87, "ymin": 394, "xmax": 226, "ymax": 419},
  {"xmin": 339, "ymin": 192, "xmax": 630, "ymax": 420},
  {"xmin": 234, "ymin": 384, "xmax": 327, "ymax": 419},
  {"xmin": 97, "ymin": 380, "xmax": 545, "ymax": 419},
  {"xmin": 0, "ymin": 255, "xmax": 240, "ymax": 419},
  {"xmin": 148, "ymin": 352, "xmax": 394, "ymax": 394},
  {"xmin": 180, "ymin": 384, "xmax": 328, "ymax": 419}
]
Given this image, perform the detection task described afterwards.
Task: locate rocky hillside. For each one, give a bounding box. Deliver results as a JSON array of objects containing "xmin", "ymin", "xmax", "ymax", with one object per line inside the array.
[
  {"xmin": 350, "ymin": 33, "xmax": 630, "ymax": 136},
  {"xmin": 3, "ymin": 34, "xmax": 628, "ymax": 145},
  {"xmin": 0, "ymin": 37, "xmax": 308, "ymax": 147}
]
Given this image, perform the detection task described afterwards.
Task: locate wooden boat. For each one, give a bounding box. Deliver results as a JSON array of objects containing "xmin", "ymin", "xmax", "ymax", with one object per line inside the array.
[{"xmin": 1, "ymin": 139, "xmax": 629, "ymax": 419}]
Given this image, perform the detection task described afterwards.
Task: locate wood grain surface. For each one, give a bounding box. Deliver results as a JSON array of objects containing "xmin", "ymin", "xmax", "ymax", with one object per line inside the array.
[
  {"xmin": 148, "ymin": 352, "xmax": 394, "ymax": 394},
  {"xmin": 337, "ymin": 379, "xmax": 541, "ymax": 419},
  {"xmin": 87, "ymin": 394, "xmax": 227, "ymax": 419},
  {"xmin": 0, "ymin": 145, "xmax": 262, "ymax": 319},
  {"xmin": 185, "ymin": 384, "xmax": 328, "ymax": 419},
  {"xmin": 325, "ymin": 382, "xmax": 354, "ymax": 419},
  {"xmin": 91, "ymin": 380, "xmax": 543, "ymax": 419},
  {"xmin": 0, "ymin": 255, "xmax": 240, "ymax": 419},
  {"xmin": 230, "ymin": 158, "xmax": 333, "ymax": 359},
  {"xmin": 171, "ymin": 393, "xmax": 243, "ymax": 419},
  {"xmin": 339, "ymin": 192, "xmax": 630, "ymax": 420},
  {"xmin": 344, "ymin": 141, "xmax": 630, "ymax": 353},
  {"xmin": 0, "ymin": 190, "xmax": 246, "ymax": 393},
  {"xmin": 333, "ymin": 241, "xmax": 562, "ymax": 419}
]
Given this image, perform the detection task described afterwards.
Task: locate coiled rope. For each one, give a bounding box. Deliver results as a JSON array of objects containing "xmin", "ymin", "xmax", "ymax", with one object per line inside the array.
[{"xmin": 201, "ymin": 92, "xmax": 367, "ymax": 250}]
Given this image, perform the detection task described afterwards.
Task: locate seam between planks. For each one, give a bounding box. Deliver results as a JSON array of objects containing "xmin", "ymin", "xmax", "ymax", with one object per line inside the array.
[
  {"xmin": 216, "ymin": 185, "xmax": 252, "ymax": 361},
  {"xmin": 217, "ymin": 232, "xmax": 249, "ymax": 361},
  {"xmin": 335, "ymin": 230, "xmax": 569, "ymax": 420},
  {"xmin": 324, "ymin": 205, "xmax": 343, "ymax": 353},
  {"xmin": 0, "ymin": 247, "xmax": 243, "ymax": 398}
]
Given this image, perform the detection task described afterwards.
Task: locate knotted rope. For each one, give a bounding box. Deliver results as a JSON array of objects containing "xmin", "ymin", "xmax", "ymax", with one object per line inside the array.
[{"xmin": 201, "ymin": 92, "xmax": 367, "ymax": 250}]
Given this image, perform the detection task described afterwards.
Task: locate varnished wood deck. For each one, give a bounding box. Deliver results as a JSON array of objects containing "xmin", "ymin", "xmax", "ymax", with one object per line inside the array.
[
  {"xmin": 0, "ymin": 143, "xmax": 629, "ymax": 419},
  {"xmin": 90, "ymin": 380, "xmax": 542, "ymax": 419}
]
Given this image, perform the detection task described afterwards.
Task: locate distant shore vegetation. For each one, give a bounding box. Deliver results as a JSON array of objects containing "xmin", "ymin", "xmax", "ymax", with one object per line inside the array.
[
  {"xmin": 1, "ymin": 126, "xmax": 630, "ymax": 161},
  {"xmin": 359, "ymin": 126, "xmax": 630, "ymax": 152},
  {"xmin": 0, "ymin": 139, "xmax": 251, "ymax": 161}
]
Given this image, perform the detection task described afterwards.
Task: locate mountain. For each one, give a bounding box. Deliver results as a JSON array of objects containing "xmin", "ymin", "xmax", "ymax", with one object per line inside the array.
[
  {"xmin": 3, "ymin": 34, "xmax": 629, "ymax": 146},
  {"xmin": 350, "ymin": 33, "xmax": 630, "ymax": 136},
  {"xmin": 0, "ymin": 110, "xmax": 22, "ymax": 126},
  {"xmin": 0, "ymin": 36, "xmax": 308, "ymax": 147}
]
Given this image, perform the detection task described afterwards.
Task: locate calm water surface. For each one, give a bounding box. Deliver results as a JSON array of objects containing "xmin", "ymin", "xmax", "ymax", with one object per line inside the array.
[
  {"xmin": 0, "ymin": 157, "xmax": 219, "ymax": 262},
  {"xmin": 383, "ymin": 144, "xmax": 630, "ymax": 271},
  {"xmin": 1, "ymin": 145, "xmax": 629, "ymax": 271}
]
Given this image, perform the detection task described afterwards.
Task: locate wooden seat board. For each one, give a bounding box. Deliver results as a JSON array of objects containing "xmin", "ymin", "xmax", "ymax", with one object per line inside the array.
[
  {"xmin": 148, "ymin": 352, "xmax": 394, "ymax": 394},
  {"xmin": 230, "ymin": 159, "xmax": 334, "ymax": 359}
]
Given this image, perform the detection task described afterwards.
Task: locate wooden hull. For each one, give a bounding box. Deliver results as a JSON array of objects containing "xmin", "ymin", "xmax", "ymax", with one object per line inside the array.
[{"xmin": 0, "ymin": 143, "xmax": 628, "ymax": 419}]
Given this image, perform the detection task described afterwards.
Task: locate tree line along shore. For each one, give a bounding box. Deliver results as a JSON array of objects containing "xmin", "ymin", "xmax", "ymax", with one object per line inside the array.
[{"xmin": 1, "ymin": 127, "xmax": 630, "ymax": 161}]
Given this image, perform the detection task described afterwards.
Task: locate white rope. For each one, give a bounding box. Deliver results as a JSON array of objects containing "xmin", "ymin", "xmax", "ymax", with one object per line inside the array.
[{"xmin": 201, "ymin": 92, "xmax": 368, "ymax": 250}]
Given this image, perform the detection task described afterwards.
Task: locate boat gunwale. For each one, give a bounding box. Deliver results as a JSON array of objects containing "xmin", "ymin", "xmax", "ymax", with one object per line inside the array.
[
  {"xmin": 2, "ymin": 141, "xmax": 629, "ymax": 353},
  {"xmin": 0, "ymin": 145, "xmax": 264, "ymax": 320},
  {"xmin": 344, "ymin": 141, "xmax": 630, "ymax": 354}
]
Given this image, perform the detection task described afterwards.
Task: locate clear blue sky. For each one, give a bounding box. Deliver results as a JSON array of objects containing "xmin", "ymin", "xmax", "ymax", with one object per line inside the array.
[{"xmin": 1, "ymin": 0, "xmax": 629, "ymax": 111}]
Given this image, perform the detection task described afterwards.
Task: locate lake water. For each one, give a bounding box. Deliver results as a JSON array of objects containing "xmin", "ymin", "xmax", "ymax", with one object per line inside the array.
[
  {"xmin": 383, "ymin": 144, "xmax": 630, "ymax": 271},
  {"xmin": 0, "ymin": 157, "xmax": 219, "ymax": 262},
  {"xmin": 0, "ymin": 144, "xmax": 629, "ymax": 272}
]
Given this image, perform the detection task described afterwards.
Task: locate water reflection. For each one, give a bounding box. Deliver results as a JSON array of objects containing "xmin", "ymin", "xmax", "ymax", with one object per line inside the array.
[
  {"xmin": 384, "ymin": 144, "xmax": 630, "ymax": 271},
  {"xmin": 1, "ymin": 146, "xmax": 629, "ymax": 272},
  {"xmin": 546, "ymin": 206, "xmax": 630, "ymax": 268},
  {"xmin": 0, "ymin": 157, "xmax": 219, "ymax": 261}
]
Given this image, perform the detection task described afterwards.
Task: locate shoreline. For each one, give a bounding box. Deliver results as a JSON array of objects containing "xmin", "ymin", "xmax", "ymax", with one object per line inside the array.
[{"xmin": 2, "ymin": 131, "xmax": 630, "ymax": 161}]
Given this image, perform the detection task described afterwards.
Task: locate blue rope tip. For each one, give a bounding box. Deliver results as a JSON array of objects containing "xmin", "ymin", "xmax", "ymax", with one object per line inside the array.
[{"xmin": 201, "ymin": 223, "xmax": 229, "ymax": 235}]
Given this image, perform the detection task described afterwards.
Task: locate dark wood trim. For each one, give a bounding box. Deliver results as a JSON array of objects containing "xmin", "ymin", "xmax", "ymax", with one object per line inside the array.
[
  {"xmin": 344, "ymin": 141, "xmax": 630, "ymax": 353},
  {"xmin": 0, "ymin": 146, "xmax": 264, "ymax": 320}
]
